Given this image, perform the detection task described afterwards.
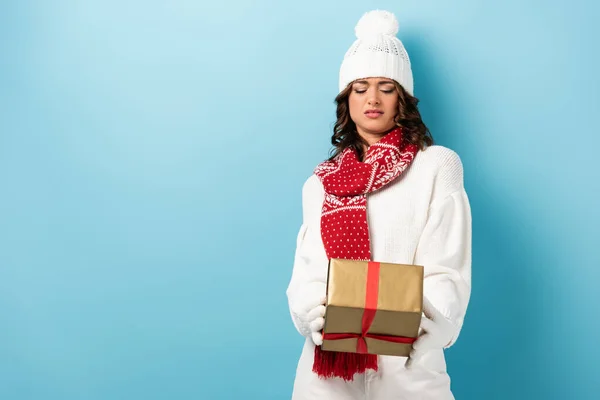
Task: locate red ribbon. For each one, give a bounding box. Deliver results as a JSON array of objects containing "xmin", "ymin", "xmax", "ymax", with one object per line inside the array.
[{"xmin": 323, "ymin": 261, "xmax": 416, "ymax": 353}]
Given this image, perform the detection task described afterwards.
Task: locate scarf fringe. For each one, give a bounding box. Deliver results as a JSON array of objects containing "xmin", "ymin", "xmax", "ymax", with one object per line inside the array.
[{"xmin": 312, "ymin": 346, "xmax": 378, "ymax": 381}]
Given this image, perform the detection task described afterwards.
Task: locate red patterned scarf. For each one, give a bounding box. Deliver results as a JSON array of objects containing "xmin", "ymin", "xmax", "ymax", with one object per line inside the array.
[{"xmin": 312, "ymin": 127, "xmax": 418, "ymax": 381}]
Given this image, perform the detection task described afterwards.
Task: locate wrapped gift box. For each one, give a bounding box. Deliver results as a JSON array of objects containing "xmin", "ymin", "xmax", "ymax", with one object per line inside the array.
[{"xmin": 321, "ymin": 258, "xmax": 424, "ymax": 357}]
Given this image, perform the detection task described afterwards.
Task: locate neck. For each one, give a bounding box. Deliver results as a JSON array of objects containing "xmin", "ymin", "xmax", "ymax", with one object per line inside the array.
[{"xmin": 357, "ymin": 126, "xmax": 397, "ymax": 154}]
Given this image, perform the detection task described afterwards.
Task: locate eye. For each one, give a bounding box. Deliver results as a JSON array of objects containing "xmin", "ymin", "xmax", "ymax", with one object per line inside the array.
[
  {"xmin": 353, "ymin": 89, "xmax": 367, "ymax": 94},
  {"xmin": 381, "ymin": 88, "xmax": 395, "ymax": 94}
]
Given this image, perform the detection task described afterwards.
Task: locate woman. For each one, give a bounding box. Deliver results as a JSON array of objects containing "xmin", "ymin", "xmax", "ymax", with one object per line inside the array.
[{"xmin": 286, "ymin": 9, "xmax": 472, "ymax": 400}]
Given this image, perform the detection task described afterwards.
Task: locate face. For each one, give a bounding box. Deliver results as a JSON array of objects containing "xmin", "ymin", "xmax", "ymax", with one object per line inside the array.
[{"xmin": 348, "ymin": 77, "xmax": 399, "ymax": 138}]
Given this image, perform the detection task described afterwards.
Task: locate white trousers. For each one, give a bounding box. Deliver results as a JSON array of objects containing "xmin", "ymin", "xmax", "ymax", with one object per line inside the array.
[{"xmin": 291, "ymin": 340, "xmax": 455, "ymax": 400}]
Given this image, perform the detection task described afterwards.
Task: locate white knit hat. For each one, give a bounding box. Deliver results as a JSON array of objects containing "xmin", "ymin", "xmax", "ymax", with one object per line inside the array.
[{"xmin": 338, "ymin": 10, "xmax": 413, "ymax": 95}]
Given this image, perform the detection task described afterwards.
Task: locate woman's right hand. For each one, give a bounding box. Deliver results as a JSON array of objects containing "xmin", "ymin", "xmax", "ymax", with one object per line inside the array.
[
  {"xmin": 307, "ymin": 303, "xmax": 326, "ymax": 345},
  {"xmin": 291, "ymin": 281, "xmax": 327, "ymax": 345}
]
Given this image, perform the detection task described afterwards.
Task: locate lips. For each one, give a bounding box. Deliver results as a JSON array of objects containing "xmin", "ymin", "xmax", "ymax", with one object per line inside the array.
[{"xmin": 364, "ymin": 109, "xmax": 384, "ymax": 118}]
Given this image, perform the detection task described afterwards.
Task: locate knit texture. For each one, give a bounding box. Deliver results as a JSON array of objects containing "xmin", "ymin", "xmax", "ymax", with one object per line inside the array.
[
  {"xmin": 310, "ymin": 127, "xmax": 418, "ymax": 381},
  {"xmin": 286, "ymin": 144, "xmax": 472, "ymax": 393},
  {"xmin": 339, "ymin": 10, "xmax": 413, "ymax": 94},
  {"xmin": 314, "ymin": 127, "xmax": 418, "ymax": 261}
]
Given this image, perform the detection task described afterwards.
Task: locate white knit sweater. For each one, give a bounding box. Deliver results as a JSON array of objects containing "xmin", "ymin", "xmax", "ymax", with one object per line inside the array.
[{"xmin": 286, "ymin": 144, "xmax": 472, "ymax": 349}]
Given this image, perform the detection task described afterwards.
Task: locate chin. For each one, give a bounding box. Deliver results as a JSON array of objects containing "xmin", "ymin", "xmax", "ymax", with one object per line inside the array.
[{"xmin": 358, "ymin": 120, "xmax": 395, "ymax": 135}]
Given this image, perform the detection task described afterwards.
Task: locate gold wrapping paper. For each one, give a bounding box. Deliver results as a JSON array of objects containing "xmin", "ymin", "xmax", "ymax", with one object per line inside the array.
[{"xmin": 321, "ymin": 258, "xmax": 424, "ymax": 357}]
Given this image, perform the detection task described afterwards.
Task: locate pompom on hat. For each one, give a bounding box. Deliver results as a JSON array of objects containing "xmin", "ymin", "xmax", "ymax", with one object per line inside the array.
[{"xmin": 338, "ymin": 10, "xmax": 414, "ymax": 95}]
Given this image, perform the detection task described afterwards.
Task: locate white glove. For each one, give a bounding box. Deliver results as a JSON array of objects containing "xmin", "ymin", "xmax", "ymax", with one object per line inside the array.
[
  {"xmin": 307, "ymin": 303, "xmax": 326, "ymax": 346},
  {"xmin": 406, "ymin": 296, "xmax": 455, "ymax": 367},
  {"xmin": 290, "ymin": 282, "xmax": 327, "ymax": 346}
]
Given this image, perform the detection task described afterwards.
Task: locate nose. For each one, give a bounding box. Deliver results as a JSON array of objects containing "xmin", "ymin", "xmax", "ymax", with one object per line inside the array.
[{"xmin": 367, "ymin": 88, "xmax": 380, "ymax": 106}]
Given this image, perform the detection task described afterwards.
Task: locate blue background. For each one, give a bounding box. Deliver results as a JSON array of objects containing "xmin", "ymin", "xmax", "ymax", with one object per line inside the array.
[{"xmin": 1, "ymin": 0, "xmax": 598, "ymax": 399}]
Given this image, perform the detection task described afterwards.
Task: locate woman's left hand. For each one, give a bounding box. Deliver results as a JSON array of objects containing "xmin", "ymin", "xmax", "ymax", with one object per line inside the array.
[{"xmin": 405, "ymin": 296, "xmax": 455, "ymax": 367}]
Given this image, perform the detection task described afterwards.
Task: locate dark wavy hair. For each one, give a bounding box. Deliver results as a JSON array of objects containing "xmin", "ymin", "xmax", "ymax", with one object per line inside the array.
[{"xmin": 327, "ymin": 81, "xmax": 434, "ymax": 161}]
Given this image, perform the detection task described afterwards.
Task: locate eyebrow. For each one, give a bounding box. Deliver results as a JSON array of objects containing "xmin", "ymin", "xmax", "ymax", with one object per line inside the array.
[{"xmin": 353, "ymin": 80, "xmax": 395, "ymax": 86}]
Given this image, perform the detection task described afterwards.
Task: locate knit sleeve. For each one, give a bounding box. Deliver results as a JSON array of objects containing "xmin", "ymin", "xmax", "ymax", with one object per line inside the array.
[
  {"xmin": 414, "ymin": 186, "xmax": 472, "ymax": 348},
  {"xmin": 285, "ymin": 175, "xmax": 329, "ymax": 337}
]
